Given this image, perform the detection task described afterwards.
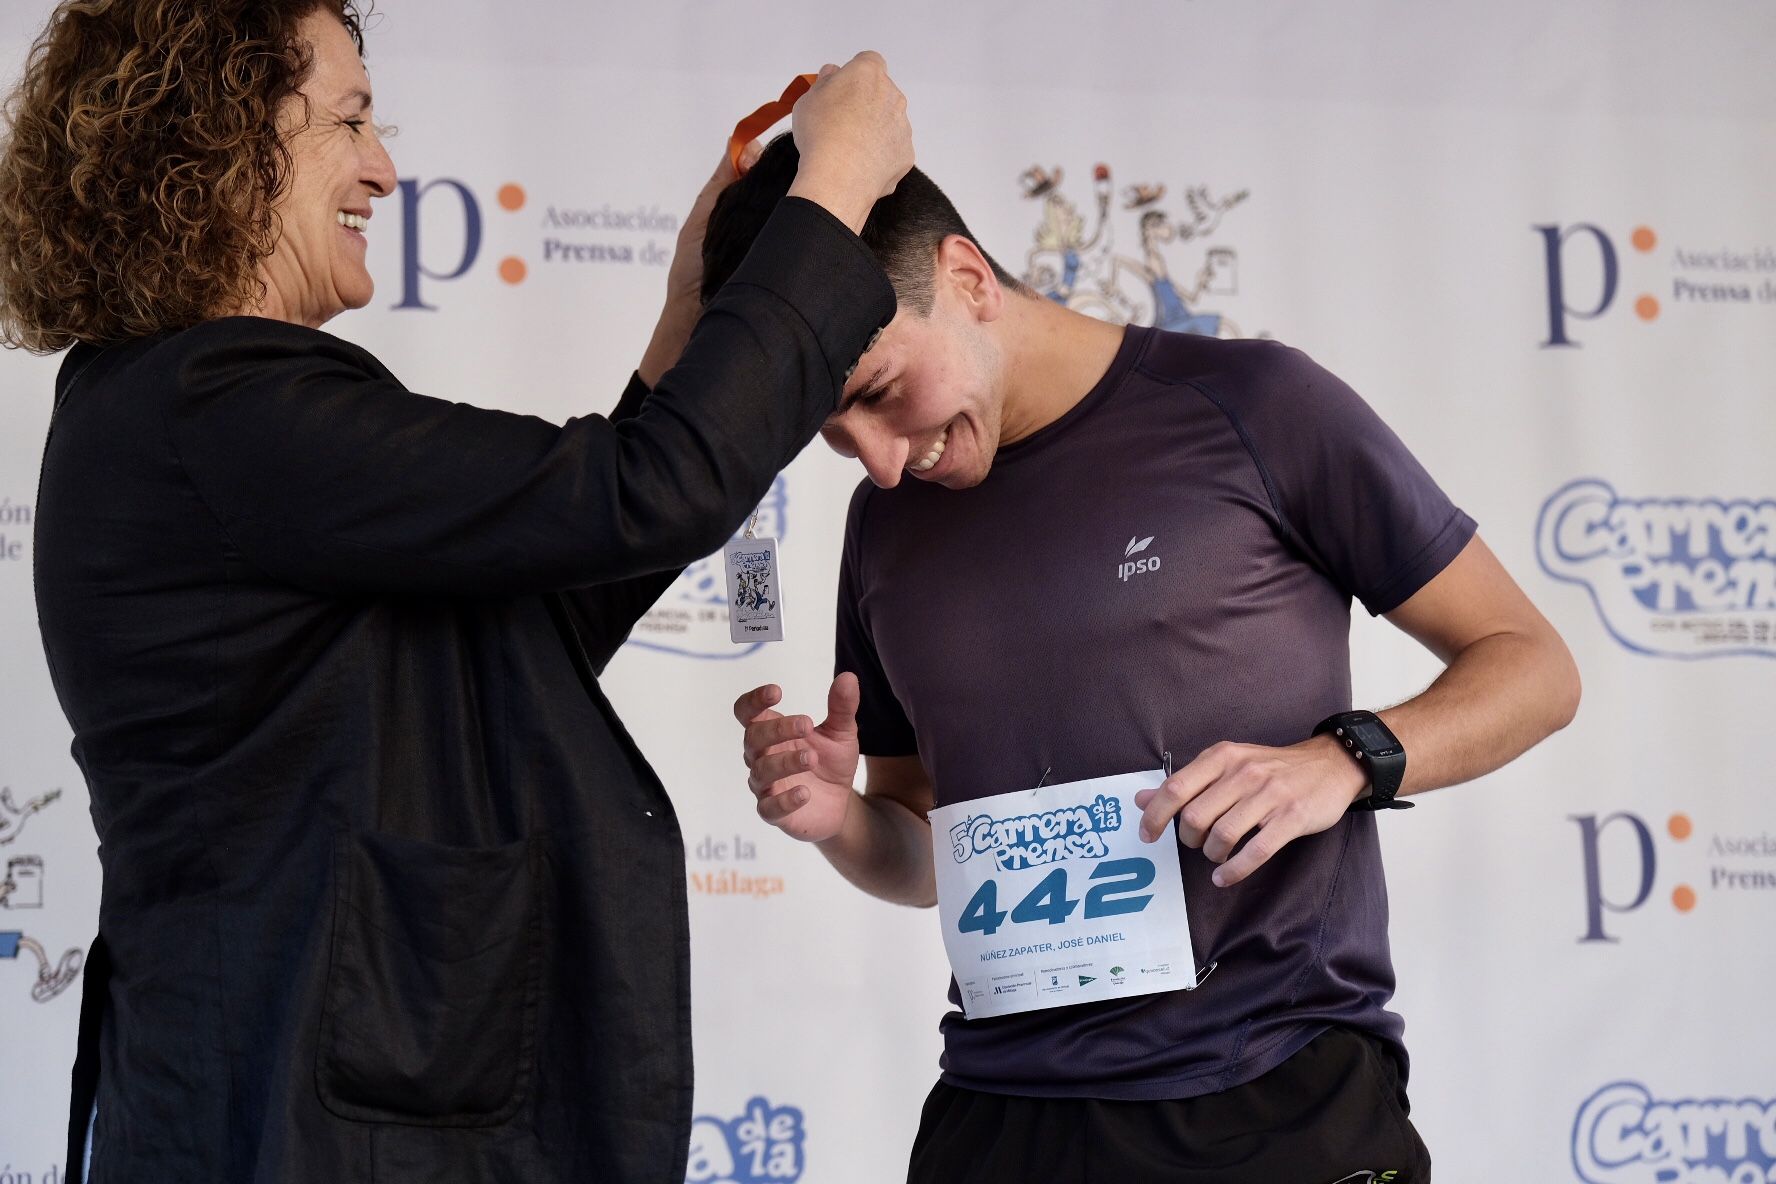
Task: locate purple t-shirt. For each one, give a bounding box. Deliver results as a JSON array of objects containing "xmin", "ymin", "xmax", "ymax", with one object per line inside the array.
[{"xmin": 835, "ymin": 325, "xmax": 1476, "ymax": 1100}]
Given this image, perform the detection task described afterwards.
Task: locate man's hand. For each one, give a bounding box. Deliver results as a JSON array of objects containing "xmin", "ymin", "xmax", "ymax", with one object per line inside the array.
[
  {"xmin": 735, "ymin": 674, "xmax": 864, "ymax": 844},
  {"xmin": 787, "ymin": 52, "xmax": 914, "ymax": 232},
  {"xmin": 1133, "ymin": 737, "xmax": 1368, "ymax": 888}
]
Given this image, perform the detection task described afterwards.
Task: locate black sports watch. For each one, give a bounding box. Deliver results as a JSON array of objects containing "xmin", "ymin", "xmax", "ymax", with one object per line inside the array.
[{"xmin": 1313, "ymin": 710, "xmax": 1412, "ymax": 811}]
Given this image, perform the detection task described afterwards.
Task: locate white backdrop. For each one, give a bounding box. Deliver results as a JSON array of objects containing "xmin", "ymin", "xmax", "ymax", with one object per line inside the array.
[{"xmin": 2, "ymin": 2, "xmax": 1774, "ymax": 1181}]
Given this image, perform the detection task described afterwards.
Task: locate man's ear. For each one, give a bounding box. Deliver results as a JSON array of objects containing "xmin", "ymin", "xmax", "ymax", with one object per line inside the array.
[{"xmin": 937, "ymin": 234, "xmax": 1005, "ymax": 323}]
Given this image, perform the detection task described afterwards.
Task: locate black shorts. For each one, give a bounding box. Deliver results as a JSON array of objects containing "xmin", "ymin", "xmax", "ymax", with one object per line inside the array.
[{"xmin": 907, "ymin": 1027, "xmax": 1432, "ymax": 1184}]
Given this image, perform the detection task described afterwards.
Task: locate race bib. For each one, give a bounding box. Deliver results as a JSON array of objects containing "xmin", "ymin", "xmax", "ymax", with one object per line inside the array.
[{"xmin": 930, "ymin": 769, "xmax": 1198, "ymax": 1020}]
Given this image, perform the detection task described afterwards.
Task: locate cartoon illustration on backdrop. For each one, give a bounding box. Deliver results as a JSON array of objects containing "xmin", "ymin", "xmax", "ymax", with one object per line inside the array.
[
  {"xmin": 1, "ymin": 790, "xmax": 86, "ymax": 1003},
  {"xmin": 1, "ymin": 927, "xmax": 85, "ymax": 1003},
  {"xmin": 3, "ymin": 855, "xmax": 84, "ymax": 1004},
  {"xmin": 0, "ymin": 785, "xmax": 61, "ymax": 847},
  {"xmin": 1020, "ymin": 163, "xmax": 1248, "ymax": 336},
  {"xmin": 1, "ymin": 855, "xmax": 44, "ymax": 909}
]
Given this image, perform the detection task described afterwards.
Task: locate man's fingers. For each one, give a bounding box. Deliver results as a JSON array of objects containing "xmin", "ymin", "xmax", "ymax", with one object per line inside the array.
[
  {"xmin": 748, "ymin": 747, "xmax": 812, "ymax": 796},
  {"xmin": 743, "ymin": 714, "xmax": 811, "ymax": 765},
  {"xmin": 733, "ymin": 684, "xmax": 782, "ymax": 726},
  {"xmin": 1175, "ymin": 762, "xmax": 1265, "ymax": 849},
  {"xmin": 1212, "ymin": 816, "xmax": 1300, "ymax": 888},
  {"xmin": 1199, "ymin": 793, "xmax": 1269, "ymax": 864},
  {"xmin": 757, "ymin": 784, "xmax": 810, "ymax": 825},
  {"xmin": 1137, "ymin": 744, "xmax": 1233, "ymax": 841},
  {"xmin": 823, "ymin": 672, "xmax": 861, "ymax": 735},
  {"xmin": 740, "ymin": 711, "xmax": 784, "ymax": 768}
]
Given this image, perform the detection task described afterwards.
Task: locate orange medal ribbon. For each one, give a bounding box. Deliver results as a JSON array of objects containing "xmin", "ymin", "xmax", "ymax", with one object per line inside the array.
[{"xmin": 729, "ymin": 74, "xmax": 818, "ymax": 176}]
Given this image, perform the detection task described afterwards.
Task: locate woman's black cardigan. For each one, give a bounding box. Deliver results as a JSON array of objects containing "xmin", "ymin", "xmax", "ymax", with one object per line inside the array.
[{"xmin": 35, "ymin": 197, "xmax": 893, "ymax": 1183}]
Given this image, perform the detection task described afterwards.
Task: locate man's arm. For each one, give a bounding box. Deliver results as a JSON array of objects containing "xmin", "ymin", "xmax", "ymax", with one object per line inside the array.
[
  {"xmin": 812, "ymin": 755, "xmax": 937, "ymax": 907},
  {"xmin": 735, "ymin": 678, "xmax": 937, "ymax": 908},
  {"xmin": 1136, "ymin": 534, "xmax": 1581, "ymax": 887},
  {"xmin": 1372, "ymin": 533, "xmax": 1581, "ymax": 793}
]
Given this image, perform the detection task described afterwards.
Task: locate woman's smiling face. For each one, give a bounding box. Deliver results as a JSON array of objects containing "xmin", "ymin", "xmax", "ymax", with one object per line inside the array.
[{"xmin": 257, "ymin": 10, "xmax": 397, "ymax": 327}]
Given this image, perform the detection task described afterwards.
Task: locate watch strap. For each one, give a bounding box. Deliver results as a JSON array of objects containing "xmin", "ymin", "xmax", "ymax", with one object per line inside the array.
[{"xmin": 1314, "ymin": 711, "xmax": 1413, "ymax": 811}]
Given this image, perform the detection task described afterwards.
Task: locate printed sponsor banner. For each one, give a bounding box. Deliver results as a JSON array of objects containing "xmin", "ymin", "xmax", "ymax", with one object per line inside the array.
[
  {"xmin": 686, "ymin": 1097, "xmax": 805, "ymax": 1184},
  {"xmin": 1, "ymin": 1, "xmax": 1773, "ymax": 1179},
  {"xmin": 1572, "ymin": 1082, "xmax": 1776, "ymax": 1184},
  {"xmin": 1537, "ymin": 479, "xmax": 1776, "ymax": 659}
]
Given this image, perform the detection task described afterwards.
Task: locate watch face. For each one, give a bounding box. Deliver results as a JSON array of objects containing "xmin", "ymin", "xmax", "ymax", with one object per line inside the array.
[{"xmin": 1346, "ymin": 717, "xmax": 1400, "ymax": 755}]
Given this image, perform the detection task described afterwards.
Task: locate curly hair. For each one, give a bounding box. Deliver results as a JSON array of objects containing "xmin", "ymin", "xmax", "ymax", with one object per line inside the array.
[{"xmin": 0, "ymin": 0, "xmax": 367, "ymax": 353}]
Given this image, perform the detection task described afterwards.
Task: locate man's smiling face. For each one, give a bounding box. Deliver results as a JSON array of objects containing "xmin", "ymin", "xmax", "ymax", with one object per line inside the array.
[{"xmin": 820, "ymin": 241, "xmax": 1009, "ymax": 491}]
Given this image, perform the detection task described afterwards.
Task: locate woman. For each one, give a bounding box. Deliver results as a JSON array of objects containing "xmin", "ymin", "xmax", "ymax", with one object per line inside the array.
[{"xmin": 0, "ymin": 2, "xmax": 911, "ymax": 1180}]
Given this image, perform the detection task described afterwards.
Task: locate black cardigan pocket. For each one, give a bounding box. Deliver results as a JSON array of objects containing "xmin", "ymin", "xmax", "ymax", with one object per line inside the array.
[{"xmin": 317, "ymin": 831, "xmax": 542, "ymax": 1126}]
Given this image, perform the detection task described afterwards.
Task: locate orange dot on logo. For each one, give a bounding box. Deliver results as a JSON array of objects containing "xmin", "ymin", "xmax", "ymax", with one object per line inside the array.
[
  {"xmin": 1671, "ymin": 884, "xmax": 1696, "ymax": 913},
  {"xmin": 1668, "ymin": 813, "xmax": 1692, "ymax": 841},
  {"xmin": 498, "ymin": 184, "xmax": 526, "ymax": 212},
  {"xmin": 1631, "ymin": 225, "xmax": 1657, "ymax": 252},
  {"xmin": 498, "ymin": 256, "xmax": 527, "ymax": 285},
  {"xmin": 1635, "ymin": 295, "xmax": 1659, "ymax": 320}
]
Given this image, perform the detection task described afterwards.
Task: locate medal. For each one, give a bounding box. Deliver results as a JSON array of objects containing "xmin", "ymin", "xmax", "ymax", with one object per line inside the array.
[{"xmin": 723, "ymin": 508, "xmax": 784, "ymax": 644}]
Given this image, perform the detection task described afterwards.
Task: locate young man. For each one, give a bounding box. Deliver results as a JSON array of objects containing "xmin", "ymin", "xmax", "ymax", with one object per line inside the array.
[{"xmin": 709, "ymin": 135, "xmax": 1580, "ymax": 1183}]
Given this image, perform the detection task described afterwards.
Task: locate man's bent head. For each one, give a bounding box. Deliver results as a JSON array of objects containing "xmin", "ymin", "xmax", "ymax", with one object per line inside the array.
[{"xmin": 702, "ymin": 133, "xmax": 1028, "ymax": 490}]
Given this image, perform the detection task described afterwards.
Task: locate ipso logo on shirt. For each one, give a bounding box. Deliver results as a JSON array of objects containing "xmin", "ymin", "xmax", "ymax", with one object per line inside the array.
[
  {"xmin": 685, "ymin": 1096, "xmax": 805, "ymax": 1184},
  {"xmin": 1536, "ymin": 478, "xmax": 1776, "ymax": 659},
  {"xmin": 1572, "ymin": 1081, "xmax": 1776, "ymax": 1182},
  {"xmin": 1118, "ymin": 535, "xmax": 1161, "ymax": 582}
]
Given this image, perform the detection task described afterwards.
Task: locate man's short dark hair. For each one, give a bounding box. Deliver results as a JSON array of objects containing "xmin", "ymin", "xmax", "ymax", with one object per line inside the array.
[{"xmin": 701, "ymin": 132, "xmax": 1025, "ymax": 314}]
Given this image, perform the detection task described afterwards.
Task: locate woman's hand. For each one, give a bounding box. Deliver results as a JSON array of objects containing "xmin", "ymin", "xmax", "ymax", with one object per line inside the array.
[
  {"xmin": 637, "ymin": 52, "xmax": 911, "ymax": 384},
  {"xmin": 787, "ymin": 52, "xmax": 914, "ymax": 233},
  {"xmin": 636, "ymin": 141, "xmax": 760, "ymax": 387},
  {"xmin": 669, "ymin": 140, "xmax": 761, "ymax": 308}
]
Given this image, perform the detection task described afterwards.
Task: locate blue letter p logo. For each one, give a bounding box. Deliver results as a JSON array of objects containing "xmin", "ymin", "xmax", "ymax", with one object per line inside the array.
[
  {"xmin": 1535, "ymin": 224, "xmax": 1618, "ymax": 348},
  {"xmin": 395, "ymin": 178, "xmax": 483, "ymax": 311},
  {"xmin": 1571, "ymin": 812, "xmax": 1655, "ymax": 943}
]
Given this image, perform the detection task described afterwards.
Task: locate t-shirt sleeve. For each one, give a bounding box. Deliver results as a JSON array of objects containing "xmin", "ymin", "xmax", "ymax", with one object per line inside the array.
[
  {"xmin": 1218, "ymin": 342, "xmax": 1476, "ymax": 616},
  {"xmin": 834, "ymin": 483, "xmax": 918, "ymax": 757}
]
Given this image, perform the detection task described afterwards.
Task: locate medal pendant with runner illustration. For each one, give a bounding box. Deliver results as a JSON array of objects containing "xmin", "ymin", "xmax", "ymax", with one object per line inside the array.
[{"xmin": 723, "ymin": 535, "xmax": 784, "ymax": 644}]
